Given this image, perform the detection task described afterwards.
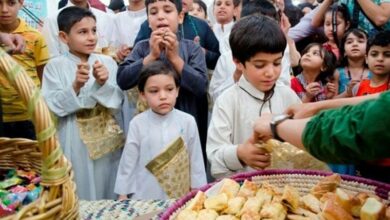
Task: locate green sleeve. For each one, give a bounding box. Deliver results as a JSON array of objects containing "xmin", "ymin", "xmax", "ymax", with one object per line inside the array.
[{"xmin": 302, "ymin": 91, "xmax": 390, "ymax": 163}]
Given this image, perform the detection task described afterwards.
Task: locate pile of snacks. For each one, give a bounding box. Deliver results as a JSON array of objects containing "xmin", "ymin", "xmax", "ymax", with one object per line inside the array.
[
  {"xmin": 0, "ymin": 169, "xmax": 42, "ymax": 218},
  {"xmin": 176, "ymin": 174, "xmax": 390, "ymax": 220}
]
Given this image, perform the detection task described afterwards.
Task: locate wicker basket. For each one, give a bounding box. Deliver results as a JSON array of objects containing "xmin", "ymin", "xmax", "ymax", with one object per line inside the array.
[
  {"xmin": 160, "ymin": 169, "xmax": 390, "ymax": 219},
  {"xmin": 0, "ymin": 49, "xmax": 78, "ymax": 219}
]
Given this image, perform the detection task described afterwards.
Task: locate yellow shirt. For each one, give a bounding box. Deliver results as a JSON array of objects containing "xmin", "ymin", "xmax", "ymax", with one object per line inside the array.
[{"xmin": 0, "ymin": 18, "xmax": 49, "ymax": 122}]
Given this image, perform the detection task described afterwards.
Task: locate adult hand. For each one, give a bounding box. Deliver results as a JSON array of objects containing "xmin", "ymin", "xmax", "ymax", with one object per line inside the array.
[
  {"xmin": 92, "ymin": 61, "xmax": 109, "ymax": 86},
  {"xmin": 284, "ymin": 102, "xmax": 318, "ymax": 119},
  {"xmin": 73, "ymin": 62, "xmax": 90, "ymax": 94},
  {"xmin": 0, "ymin": 33, "xmax": 25, "ymax": 54},
  {"xmin": 237, "ymin": 135, "xmax": 271, "ymax": 170}
]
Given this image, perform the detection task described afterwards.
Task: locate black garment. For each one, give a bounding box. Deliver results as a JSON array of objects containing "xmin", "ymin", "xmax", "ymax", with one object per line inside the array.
[
  {"xmin": 134, "ymin": 14, "xmax": 220, "ymax": 70},
  {"xmin": 3, "ymin": 120, "xmax": 36, "ymax": 140},
  {"xmin": 58, "ymin": 0, "xmax": 68, "ymax": 9}
]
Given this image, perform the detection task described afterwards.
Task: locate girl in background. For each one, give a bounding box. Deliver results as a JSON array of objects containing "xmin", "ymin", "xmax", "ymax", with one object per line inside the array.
[
  {"xmin": 291, "ymin": 43, "xmax": 337, "ymax": 103},
  {"xmin": 335, "ymin": 28, "xmax": 370, "ymax": 98}
]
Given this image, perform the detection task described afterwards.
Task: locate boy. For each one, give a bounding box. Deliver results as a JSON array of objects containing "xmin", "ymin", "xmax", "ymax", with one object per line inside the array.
[
  {"xmin": 117, "ymin": 0, "xmax": 209, "ymax": 166},
  {"xmin": 0, "ymin": 0, "xmax": 49, "ymax": 139},
  {"xmin": 42, "ymin": 0, "xmax": 113, "ymax": 58},
  {"xmin": 212, "ymin": 0, "xmax": 239, "ymax": 42},
  {"xmin": 351, "ymin": 30, "xmax": 390, "ymax": 183},
  {"xmin": 41, "ymin": 7, "xmax": 124, "ymax": 200},
  {"xmin": 115, "ymin": 61, "xmax": 206, "ymax": 200},
  {"xmin": 207, "ymin": 15, "xmax": 301, "ymax": 178},
  {"xmin": 113, "ymin": 0, "xmax": 147, "ymax": 62}
]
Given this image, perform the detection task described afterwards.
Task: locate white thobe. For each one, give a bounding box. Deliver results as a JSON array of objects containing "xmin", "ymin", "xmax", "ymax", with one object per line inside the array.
[
  {"xmin": 114, "ymin": 109, "xmax": 207, "ymax": 200},
  {"xmin": 41, "ymin": 52, "xmax": 124, "ymax": 200}
]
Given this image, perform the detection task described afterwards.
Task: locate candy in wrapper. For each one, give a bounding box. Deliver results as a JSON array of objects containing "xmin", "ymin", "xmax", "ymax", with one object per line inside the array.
[
  {"xmin": 0, "ymin": 201, "xmax": 15, "ymax": 218},
  {"xmin": 23, "ymin": 186, "xmax": 41, "ymax": 205},
  {"xmin": 5, "ymin": 192, "xmax": 27, "ymax": 206},
  {"xmin": 256, "ymin": 140, "xmax": 330, "ymax": 171},
  {"xmin": 10, "ymin": 185, "xmax": 28, "ymax": 193},
  {"xmin": 0, "ymin": 177, "xmax": 23, "ymax": 190},
  {"xmin": 16, "ymin": 170, "xmax": 37, "ymax": 181}
]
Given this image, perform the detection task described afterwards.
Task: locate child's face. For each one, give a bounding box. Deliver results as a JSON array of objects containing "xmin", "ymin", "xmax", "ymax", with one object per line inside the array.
[
  {"xmin": 189, "ymin": 2, "xmax": 206, "ymax": 20},
  {"xmin": 0, "ymin": 0, "xmax": 22, "ymax": 27},
  {"xmin": 148, "ymin": 0, "xmax": 183, "ymax": 33},
  {"xmin": 140, "ymin": 74, "xmax": 179, "ymax": 115},
  {"xmin": 234, "ymin": 52, "xmax": 282, "ymax": 92},
  {"xmin": 324, "ymin": 12, "xmax": 349, "ymax": 43},
  {"xmin": 59, "ymin": 17, "xmax": 97, "ymax": 60},
  {"xmin": 344, "ymin": 33, "xmax": 367, "ymax": 59},
  {"xmin": 366, "ymin": 45, "xmax": 390, "ymax": 76},
  {"xmin": 213, "ymin": 0, "xmax": 235, "ymax": 25},
  {"xmin": 300, "ymin": 45, "xmax": 324, "ymax": 71}
]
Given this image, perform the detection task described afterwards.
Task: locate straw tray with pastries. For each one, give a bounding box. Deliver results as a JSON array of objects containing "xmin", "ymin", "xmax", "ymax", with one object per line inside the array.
[{"xmin": 161, "ymin": 170, "xmax": 390, "ymax": 220}]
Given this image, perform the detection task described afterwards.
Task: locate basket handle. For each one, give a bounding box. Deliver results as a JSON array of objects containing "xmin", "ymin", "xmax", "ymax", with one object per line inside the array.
[{"xmin": 0, "ymin": 49, "xmax": 68, "ymax": 185}]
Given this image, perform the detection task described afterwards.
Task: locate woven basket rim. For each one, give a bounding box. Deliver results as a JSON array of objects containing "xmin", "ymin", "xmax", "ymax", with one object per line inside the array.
[{"xmin": 160, "ymin": 169, "xmax": 390, "ymax": 219}]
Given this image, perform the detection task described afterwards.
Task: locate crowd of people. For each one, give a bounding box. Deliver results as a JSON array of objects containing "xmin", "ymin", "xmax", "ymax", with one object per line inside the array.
[{"xmin": 0, "ymin": 0, "xmax": 389, "ymax": 201}]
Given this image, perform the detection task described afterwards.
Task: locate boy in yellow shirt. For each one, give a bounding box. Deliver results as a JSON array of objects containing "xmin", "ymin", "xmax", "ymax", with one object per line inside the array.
[{"xmin": 0, "ymin": 0, "xmax": 49, "ymax": 139}]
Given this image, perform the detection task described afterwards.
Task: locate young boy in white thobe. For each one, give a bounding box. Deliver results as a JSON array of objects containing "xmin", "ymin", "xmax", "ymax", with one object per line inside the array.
[
  {"xmin": 115, "ymin": 61, "xmax": 206, "ymax": 200},
  {"xmin": 41, "ymin": 7, "xmax": 124, "ymax": 200}
]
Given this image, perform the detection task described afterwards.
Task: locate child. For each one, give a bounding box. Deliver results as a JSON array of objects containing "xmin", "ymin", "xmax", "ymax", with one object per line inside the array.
[
  {"xmin": 291, "ymin": 43, "xmax": 337, "ymax": 103},
  {"xmin": 312, "ymin": 3, "xmax": 350, "ymax": 60},
  {"xmin": 42, "ymin": 0, "xmax": 114, "ymax": 58},
  {"xmin": 117, "ymin": 0, "xmax": 209, "ymax": 166},
  {"xmin": 189, "ymin": 0, "xmax": 208, "ymax": 21},
  {"xmin": 207, "ymin": 15, "xmax": 302, "ymax": 179},
  {"xmin": 335, "ymin": 28, "xmax": 370, "ymax": 98},
  {"xmin": 115, "ymin": 61, "xmax": 206, "ymax": 200},
  {"xmin": 352, "ymin": 30, "xmax": 390, "ymax": 183},
  {"xmin": 212, "ymin": 0, "xmax": 239, "ymax": 42},
  {"xmin": 41, "ymin": 7, "xmax": 125, "ymax": 200},
  {"xmin": 0, "ymin": 0, "xmax": 49, "ymax": 139},
  {"xmin": 112, "ymin": 0, "xmax": 147, "ymax": 62}
]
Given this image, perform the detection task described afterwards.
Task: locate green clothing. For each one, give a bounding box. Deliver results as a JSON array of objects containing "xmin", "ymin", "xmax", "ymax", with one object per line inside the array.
[{"xmin": 303, "ymin": 91, "xmax": 390, "ymax": 163}]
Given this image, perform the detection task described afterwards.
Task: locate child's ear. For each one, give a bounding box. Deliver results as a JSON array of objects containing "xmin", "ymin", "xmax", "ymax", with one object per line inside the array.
[
  {"xmin": 139, "ymin": 92, "xmax": 147, "ymax": 103},
  {"xmin": 175, "ymin": 87, "xmax": 180, "ymax": 98},
  {"xmin": 58, "ymin": 31, "xmax": 69, "ymax": 44},
  {"xmin": 178, "ymin": 11, "xmax": 185, "ymax": 24},
  {"xmin": 233, "ymin": 58, "xmax": 245, "ymax": 72},
  {"xmin": 345, "ymin": 21, "xmax": 350, "ymax": 30}
]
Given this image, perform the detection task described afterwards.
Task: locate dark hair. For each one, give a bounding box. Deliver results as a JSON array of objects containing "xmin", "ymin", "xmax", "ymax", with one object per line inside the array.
[
  {"xmin": 229, "ymin": 15, "xmax": 286, "ymax": 64},
  {"xmin": 109, "ymin": 0, "xmax": 125, "ymax": 11},
  {"xmin": 57, "ymin": 6, "xmax": 96, "ymax": 33},
  {"xmin": 339, "ymin": 28, "xmax": 368, "ymax": 67},
  {"xmin": 138, "ymin": 61, "xmax": 181, "ymax": 92},
  {"xmin": 193, "ymin": 0, "xmax": 207, "ymax": 17},
  {"xmin": 325, "ymin": 3, "xmax": 350, "ymax": 46},
  {"xmin": 301, "ymin": 43, "xmax": 337, "ymax": 84},
  {"xmin": 241, "ymin": 0, "xmax": 280, "ymax": 22},
  {"xmin": 284, "ymin": 5, "xmax": 304, "ymax": 27},
  {"xmin": 367, "ymin": 30, "xmax": 390, "ymax": 54},
  {"xmin": 145, "ymin": 0, "xmax": 182, "ymax": 13}
]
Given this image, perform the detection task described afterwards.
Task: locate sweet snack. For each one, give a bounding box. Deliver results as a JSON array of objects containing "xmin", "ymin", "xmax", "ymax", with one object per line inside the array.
[{"xmin": 175, "ymin": 175, "xmax": 389, "ymax": 220}]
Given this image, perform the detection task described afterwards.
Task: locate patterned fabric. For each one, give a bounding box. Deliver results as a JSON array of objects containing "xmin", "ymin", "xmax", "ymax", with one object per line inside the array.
[
  {"xmin": 290, "ymin": 74, "xmax": 327, "ymax": 102},
  {"xmin": 146, "ymin": 137, "xmax": 190, "ymax": 199},
  {"xmin": 79, "ymin": 199, "xmax": 175, "ymax": 219},
  {"xmin": 76, "ymin": 105, "xmax": 124, "ymax": 160},
  {"xmin": 340, "ymin": 0, "xmax": 390, "ymax": 35},
  {"xmin": 0, "ymin": 18, "xmax": 49, "ymax": 122}
]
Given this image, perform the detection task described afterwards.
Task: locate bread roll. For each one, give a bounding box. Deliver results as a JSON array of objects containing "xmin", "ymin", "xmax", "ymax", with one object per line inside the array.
[
  {"xmin": 204, "ymin": 193, "xmax": 229, "ymax": 212},
  {"xmin": 222, "ymin": 197, "xmax": 246, "ymax": 215},
  {"xmin": 186, "ymin": 191, "xmax": 206, "ymax": 211},
  {"xmin": 360, "ymin": 197, "xmax": 385, "ymax": 220},
  {"xmin": 237, "ymin": 180, "xmax": 258, "ymax": 198},
  {"xmin": 301, "ymin": 194, "xmax": 321, "ymax": 213},
  {"xmin": 321, "ymin": 200, "xmax": 353, "ymax": 220},
  {"xmin": 282, "ymin": 185, "xmax": 300, "ymax": 211},
  {"xmin": 177, "ymin": 209, "xmax": 198, "ymax": 220},
  {"xmin": 197, "ymin": 209, "xmax": 219, "ymax": 220},
  {"xmin": 218, "ymin": 178, "xmax": 240, "ymax": 199},
  {"xmin": 310, "ymin": 174, "xmax": 341, "ymax": 199}
]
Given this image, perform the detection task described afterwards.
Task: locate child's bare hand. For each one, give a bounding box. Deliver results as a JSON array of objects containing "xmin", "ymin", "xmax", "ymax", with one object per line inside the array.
[
  {"xmin": 73, "ymin": 62, "xmax": 90, "ymax": 94},
  {"xmin": 93, "ymin": 61, "xmax": 109, "ymax": 86},
  {"xmin": 116, "ymin": 45, "xmax": 131, "ymax": 61},
  {"xmin": 305, "ymin": 82, "xmax": 321, "ymax": 97},
  {"xmin": 237, "ymin": 136, "xmax": 271, "ymax": 170},
  {"xmin": 346, "ymin": 79, "xmax": 360, "ymax": 97},
  {"xmin": 326, "ymin": 82, "xmax": 336, "ymax": 98},
  {"xmin": 149, "ymin": 29, "xmax": 165, "ymax": 59},
  {"xmin": 162, "ymin": 30, "xmax": 180, "ymax": 61},
  {"xmin": 280, "ymin": 12, "xmax": 291, "ymax": 35},
  {"xmin": 193, "ymin": 36, "xmax": 206, "ymax": 54}
]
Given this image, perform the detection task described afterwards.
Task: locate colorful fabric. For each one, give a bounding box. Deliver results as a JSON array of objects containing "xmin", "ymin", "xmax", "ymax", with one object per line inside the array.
[
  {"xmin": 290, "ymin": 74, "xmax": 327, "ymax": 102},
  {"xmin": 0, "ymin": 18, "xmax": 49, "ymax": 122},
  {"xmin": 355, "ymin": 79, "xmax": 389, "ymax": 96},
  {"xmin": 340, "ymin": 0, "xmax": 390, "ymax": 35}
]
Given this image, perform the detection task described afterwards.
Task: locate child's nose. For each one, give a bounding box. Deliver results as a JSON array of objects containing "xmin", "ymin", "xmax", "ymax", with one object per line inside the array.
[{"xmin": 159, "ymin": 91, "xmax": 167, "ymax": 99}]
